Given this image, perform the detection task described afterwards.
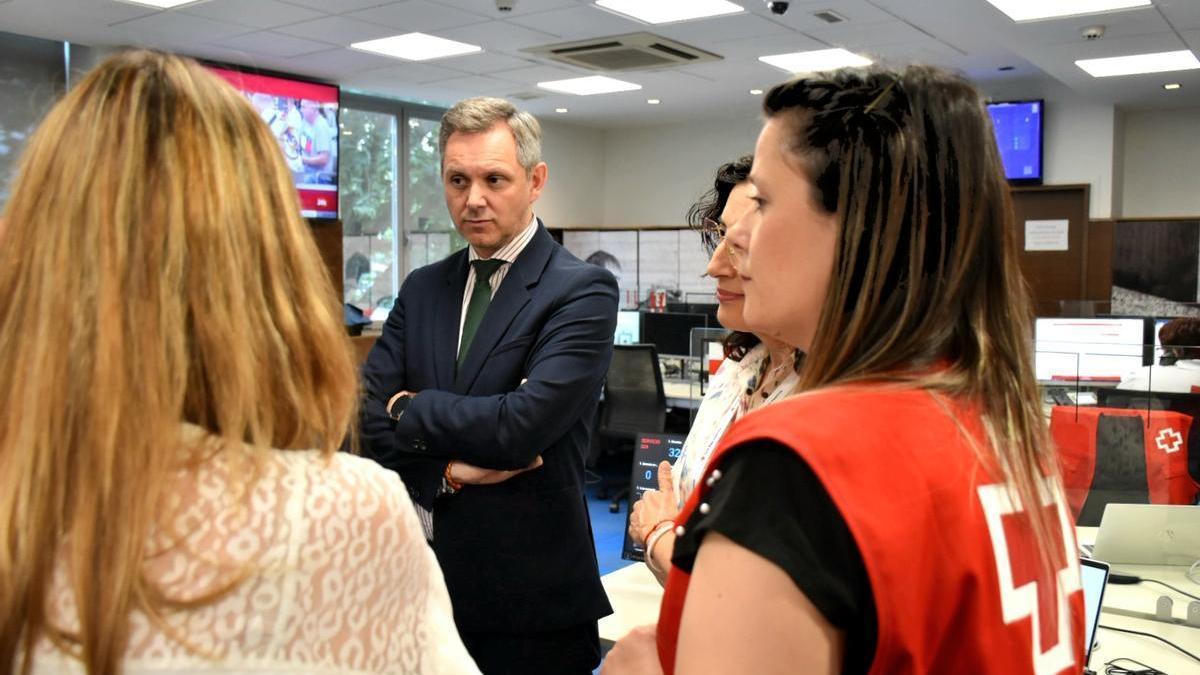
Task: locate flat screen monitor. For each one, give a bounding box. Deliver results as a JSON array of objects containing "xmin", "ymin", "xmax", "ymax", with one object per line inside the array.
[
  {"xmin": 641, "ymin": 311, "xmax": 709, "ymax": 357},
  {"xmin": 615, "ymin": 309, "xmax": 640, "ymax": 345},
  {"xmin": 986, "ymin": 99, "xmax": 1043, "ymax": 185},
  {"xmin": 1034, "ymin": 317, "xmax": 1146, "ymax": 382},
  {"xmin": 208, "ymin": 66, "xmax": 339, "ymax": 220}
]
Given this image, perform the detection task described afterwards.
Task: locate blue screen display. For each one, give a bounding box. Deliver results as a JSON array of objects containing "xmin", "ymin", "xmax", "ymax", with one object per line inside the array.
[{"xmin": 987, "ymin": 100, "xmax": 1043, "ymax": 182}]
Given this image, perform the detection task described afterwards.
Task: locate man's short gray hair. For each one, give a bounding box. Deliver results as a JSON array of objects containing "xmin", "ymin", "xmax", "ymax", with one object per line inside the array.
[{"xmin": 439, "ymin": 96, "xmax": 543, "ymax": 173}]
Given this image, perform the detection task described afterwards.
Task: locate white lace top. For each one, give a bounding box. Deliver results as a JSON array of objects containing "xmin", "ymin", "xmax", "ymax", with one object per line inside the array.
[{"xmin": 31, "ymin": 446, "xmax": 480, "ymax": 675}]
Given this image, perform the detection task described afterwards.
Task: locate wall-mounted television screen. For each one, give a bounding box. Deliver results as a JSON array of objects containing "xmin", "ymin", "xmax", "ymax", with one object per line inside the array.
[
  {"xmin": 986, "ymin": 99, "xmax": 1043, "ymax": 185},
  {"xmin": 208, "ymin": 66, "xmax": 339, "ymax": 220}
]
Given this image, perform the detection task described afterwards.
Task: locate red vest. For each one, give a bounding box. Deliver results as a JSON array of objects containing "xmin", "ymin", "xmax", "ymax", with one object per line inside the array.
[
  {"xmin": 657, "ymin": 387, "xmax": 1086, "ymax": 675},
  {"xmin": 1051, "ymin": 405, "xmax": 1197, "ymax": 515}
]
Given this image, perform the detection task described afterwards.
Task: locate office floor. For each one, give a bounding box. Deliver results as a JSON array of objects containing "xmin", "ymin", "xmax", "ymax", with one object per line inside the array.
[{"xmin": 588, "ymin": 464, "xmax": 636, "ymax": 577}]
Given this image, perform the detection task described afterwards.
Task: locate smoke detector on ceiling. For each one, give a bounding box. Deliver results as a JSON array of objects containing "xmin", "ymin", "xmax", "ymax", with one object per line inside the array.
[{"xmin": 524, "ymin": 32, "xmax": 722, "ymax": 72}]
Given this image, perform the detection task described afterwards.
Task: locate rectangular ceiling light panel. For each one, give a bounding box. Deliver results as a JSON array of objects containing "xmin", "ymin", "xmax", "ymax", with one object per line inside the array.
[
  {"xmin": 537, "ymin": 75, "xmax": 642, "ymax": 95},
  {"xmin": 1075, "ymin": 50, "xmax": 1200, "ymax": 77},
  {"xmin": 985, "ymin": 0, "xmax": 1151, "ymax": 22},
  {"xmin": 759, "ymin": 48, "xmax": 873, "ymax": 74},
  {"xmin": 351, "ymin": 33, "xmax": 482, "ymax": 61}
]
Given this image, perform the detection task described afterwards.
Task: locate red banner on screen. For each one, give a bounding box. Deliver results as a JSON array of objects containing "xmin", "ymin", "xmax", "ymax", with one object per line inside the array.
[
  {"xmin": 300, "ymin": 189, "xmax": 338, "ymax": 219},
  {"xmin": 209, "ymin": 67, "xmax": 338, "ymax": 104}
]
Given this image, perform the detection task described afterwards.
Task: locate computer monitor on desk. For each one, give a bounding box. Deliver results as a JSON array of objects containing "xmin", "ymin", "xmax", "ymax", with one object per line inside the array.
[
  {"xmin": 1034, "ymin": 317, "xmax": 1148, "ymax": 384},
  {"xmin": 641, "ymin": 311, "xmax": 710, "ymax": 357},
  {"xmin": 614, "ymin": 310, "xmax": 640, "ymax": 345}
]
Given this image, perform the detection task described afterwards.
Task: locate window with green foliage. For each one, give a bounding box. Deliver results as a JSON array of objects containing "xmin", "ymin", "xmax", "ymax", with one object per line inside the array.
[{"xmin": 339, "ymin": 97, "xmax": 464, "ymax": 321}]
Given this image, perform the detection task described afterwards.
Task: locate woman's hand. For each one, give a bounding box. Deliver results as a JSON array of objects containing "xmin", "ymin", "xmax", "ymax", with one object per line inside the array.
[
  {"xmin": 601, "ymin": 625, "xmax": 664, "ymax": 675},
  {"xmin": 628, "ymin": 461, "xmax": 678, "ymax": 543}
]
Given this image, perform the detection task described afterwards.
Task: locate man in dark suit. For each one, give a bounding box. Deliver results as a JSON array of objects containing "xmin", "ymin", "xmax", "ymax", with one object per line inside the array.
[{"xmin": 359, "ymin": 96, "xmax": 616, "ymax": 674}]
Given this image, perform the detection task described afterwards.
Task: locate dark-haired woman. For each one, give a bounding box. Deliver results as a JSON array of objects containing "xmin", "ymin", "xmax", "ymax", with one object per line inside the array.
[
  {"xmin": 627, "ymin": 156, "xmax": 801, "ymax": 585},
  {"xmin": 605, "ymin": 65, "xmax": 1085, "ymax": 675}
]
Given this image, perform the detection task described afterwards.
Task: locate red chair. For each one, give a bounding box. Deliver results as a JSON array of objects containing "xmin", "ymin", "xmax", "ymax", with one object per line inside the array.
[{"xmin": 1050, "ymin": 405, "xmax": 1197, "ymax": 526}]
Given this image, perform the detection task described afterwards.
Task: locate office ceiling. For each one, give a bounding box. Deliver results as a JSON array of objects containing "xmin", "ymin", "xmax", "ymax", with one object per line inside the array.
[{"xmin": 1, "ymin": 0, "xmax": 1198, "ymax": 127}]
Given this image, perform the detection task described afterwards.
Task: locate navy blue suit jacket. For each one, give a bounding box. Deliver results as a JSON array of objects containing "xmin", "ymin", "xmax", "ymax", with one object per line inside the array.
[{"xmin": 360, "ymin": 222, "xmax": 617, "ymax": 634}]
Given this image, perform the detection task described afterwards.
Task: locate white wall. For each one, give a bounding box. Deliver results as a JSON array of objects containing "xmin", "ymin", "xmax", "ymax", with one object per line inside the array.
[
  {"xmin": 600, "ymin": 115, "xmax": 762, "ymax": 227},
  {"xmin": 1119, "ymin": 108, "xmax": 1200, "ymax": 219},
  {"xmin": 984, "ymin": 79, "xmax": 1117, "ymax": 219},
  {"xmin": 1044, "ymin": 97, "xmax": 1116, "ymax": 219},
  {"xmin": 541, "ymin": 85, "xmax": 1200, "ymax": 227},
  {"xmin": 535, "ymin": 119, "xmax": 607, "ymax": 228}
]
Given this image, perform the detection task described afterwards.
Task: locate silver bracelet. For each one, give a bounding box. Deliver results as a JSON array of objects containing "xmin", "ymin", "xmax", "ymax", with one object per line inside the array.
[{"xmin": 643, "ymin": 522, "xmax": 675, "ymax": 573}]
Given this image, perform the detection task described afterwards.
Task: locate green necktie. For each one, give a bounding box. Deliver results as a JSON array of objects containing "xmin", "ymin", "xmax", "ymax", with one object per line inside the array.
[{"xmin": 458, "ymin": 258, "xmax": 505, "ymax": 371}]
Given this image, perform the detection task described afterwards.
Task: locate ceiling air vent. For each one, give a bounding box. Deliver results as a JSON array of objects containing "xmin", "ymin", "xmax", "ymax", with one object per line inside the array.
[
  {"xmin": 813, "ymin": 10, "xmax": 846, "ymax": 24},
  {"xmin": 508, "ymin": 91, "xmax": 545, "ymax": 101},
  {"xmin": 524, "ymin": 32, "xmax": 721, "ymax": 72}
]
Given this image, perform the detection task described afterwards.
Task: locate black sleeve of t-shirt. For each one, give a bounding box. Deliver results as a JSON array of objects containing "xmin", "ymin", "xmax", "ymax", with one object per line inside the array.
[{"xmin": 670, "ymin": 440, "xmax": 877, "ymax": 675}]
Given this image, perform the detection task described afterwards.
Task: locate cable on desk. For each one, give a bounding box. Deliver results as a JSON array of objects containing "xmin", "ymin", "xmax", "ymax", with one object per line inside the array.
[
  {"xmin": 1140, "ymin": 579, "xmax": 1200, "ymax": 603},
  {"xmin": 1099, "ymin": 623, "xmax": 1200, "ymax": 665},
  {"xmin": 1103, "ymin": 657, "xmax": 1167, "ymax": 675},
  {"xmin": 1108, "ymin": 571, "xmax": 1200, "ymax": 602}
]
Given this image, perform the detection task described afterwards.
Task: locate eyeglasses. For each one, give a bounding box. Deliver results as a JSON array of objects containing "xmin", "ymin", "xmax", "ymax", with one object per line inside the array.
[
  {"xmin": 725, "ymin": 235, "xmax": 747, "ymax": 270},
  {"xmin": 699, "ymin": 217, "xmax": 726, "ymax": 256}
]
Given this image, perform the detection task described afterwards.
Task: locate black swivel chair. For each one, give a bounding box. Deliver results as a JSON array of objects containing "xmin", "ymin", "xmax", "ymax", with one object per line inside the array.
[{"xmin": 591, "ymin": 344, "xmax": 667, "ymax": 513}]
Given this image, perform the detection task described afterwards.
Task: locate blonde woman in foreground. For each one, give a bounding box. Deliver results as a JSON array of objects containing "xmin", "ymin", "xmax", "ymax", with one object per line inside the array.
[{"xmin": 0, "ymin": 50, "xmax": 479, "ymax": 675}]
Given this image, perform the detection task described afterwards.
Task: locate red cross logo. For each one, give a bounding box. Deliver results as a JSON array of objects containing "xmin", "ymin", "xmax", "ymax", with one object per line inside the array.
[
  {"xmin": 978, "ymin": 480, "xmax": 1081, "ymax": 675},
  {"xmin": 1156, "ymin": 427, "xmax": 1183, "ymax": 454}
]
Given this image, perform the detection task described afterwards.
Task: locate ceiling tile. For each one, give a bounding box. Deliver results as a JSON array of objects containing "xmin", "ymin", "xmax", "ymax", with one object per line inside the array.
[
  {"xmin": 813, "ymin": 20, "xmax": 938, "ymax": 50},
  {"xmin": 1160, "ymin": 0, "xmax": 1200, "ymax": 31},
  {"xmin": 650, "ymin": 12, "xmax": 792, "ymax": 46},
  {"xmin": 280, "ymin": 0, "xmax": 392, "ymax": 12},
  {"xmin": 341, "ymin": 60, "xmax": 467, "ymax": 88},
  {"xmin": 346, "ymin": 0, "xmax": 490, "ymax": 31},
  {"xmin": 282, "ymin": 46, "xmax": 409, "ymax": 78},
  {"xmin": 439, "ymin": 50, "xmax": 541, "ymax": 74},
  {"xmin": 108, "ymin": 10, "xmax": 250, "ymax": 46},
  {"xmin": 433, "ymin": 0, "xmax": 578, "ymax": 19},
  {"xmin": 745, "ymin": 0, "xmax": 896, "ymax": 30},
  {"xmin": 491, "ymin": 62, "xmax": 590, "ymax": 85},
  {"xmin": 274, "ymin": 15, "xmax": 397, "ymax": 43},
  {"xmin": 436, "ymin": 73, "xmax": 524, "ymax": 94},
  {"xmin": 210, "ymin": 30, "xmax": 338, "ymax": 57},
  {"xmin": 711, "ymin": 30, "xmax": 826, "ymax": 59},
  {"xmin": 507, "ymin": 5, "xmax": 642, "ymax": 40},
  {"xmin": 182, "ymin": 0, "xmax": 327, "ymax": 30},
  {"xmin": 439, "ymin": 20, "xmax": 561, "ymax": 50}
]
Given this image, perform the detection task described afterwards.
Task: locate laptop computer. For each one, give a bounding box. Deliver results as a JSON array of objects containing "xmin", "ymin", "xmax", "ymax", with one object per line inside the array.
[
  {"xmin": 1080, "ymin": 558, "xmax": 1110, "ymax": 669},
  {"xmin": 1092, "ymin": 504, "xmax": 1200, "ymax": 565}
]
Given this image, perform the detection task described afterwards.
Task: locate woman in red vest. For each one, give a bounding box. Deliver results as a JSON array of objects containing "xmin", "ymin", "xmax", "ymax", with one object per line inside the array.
[{"xmin": 603, "ymin": 65, "xmax": 1085, "ymax": 674}]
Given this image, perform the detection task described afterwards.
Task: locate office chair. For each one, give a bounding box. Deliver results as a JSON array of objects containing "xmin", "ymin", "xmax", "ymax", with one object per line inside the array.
[
  {"xmin": 1051, "ymin": 405, "xmax": 1197, "ymax": 526},
  {"xmin": 1099, "ymin": 389, "xmax": 1200, "ymax": 485},
  {"xmin": 592, "ymin": 344, "xmax": 667, "ymax": 513}
]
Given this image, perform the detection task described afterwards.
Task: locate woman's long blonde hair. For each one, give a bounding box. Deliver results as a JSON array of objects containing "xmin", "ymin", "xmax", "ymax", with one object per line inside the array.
[
  {"xmin": 763, "ymin": 66, "xmax": 1065, "ymax": 573},
  {"xmin": 0, "ymin": 50, "xmax": 358, "ymax": 673}
]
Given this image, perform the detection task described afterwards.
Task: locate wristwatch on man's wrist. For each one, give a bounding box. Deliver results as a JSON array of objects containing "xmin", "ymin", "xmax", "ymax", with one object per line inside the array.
[{"xmin": 387, "ymin": 393, "xmax": 412, "ymax": 421}]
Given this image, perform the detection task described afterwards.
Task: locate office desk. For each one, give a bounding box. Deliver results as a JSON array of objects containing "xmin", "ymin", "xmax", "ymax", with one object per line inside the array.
[
  {"xmin": 663, "ymin": 379, "xmax": 702, "ymax": 410},
  {"xmin": 599, "ymin": 563, "xmax": 660, "ymax": 644},
  {"xmin": 599, "ymin": 528, "xmax": 1200, "ymax": 670}
]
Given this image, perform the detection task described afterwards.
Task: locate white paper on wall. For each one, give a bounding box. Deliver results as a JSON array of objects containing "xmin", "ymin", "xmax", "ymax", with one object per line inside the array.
[{"xmin": 1024, "ymin": 219, "xmax": 1070, "ymax": 251}]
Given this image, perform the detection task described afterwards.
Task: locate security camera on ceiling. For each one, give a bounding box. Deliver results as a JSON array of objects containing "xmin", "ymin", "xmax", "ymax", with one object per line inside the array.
[
  {"xmin": 765, "ymin": 1, "xmax": 790, "ymax": 15},
  {"xmin": 496, "ymin": 0, "xmax": 515, "ymax": 12}
]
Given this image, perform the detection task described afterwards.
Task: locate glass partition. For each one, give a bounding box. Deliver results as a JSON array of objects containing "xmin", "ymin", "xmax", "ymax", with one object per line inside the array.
[{"xmin": 1037, "ymin": 321, "xmax": 1200, "ymax": 524}]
